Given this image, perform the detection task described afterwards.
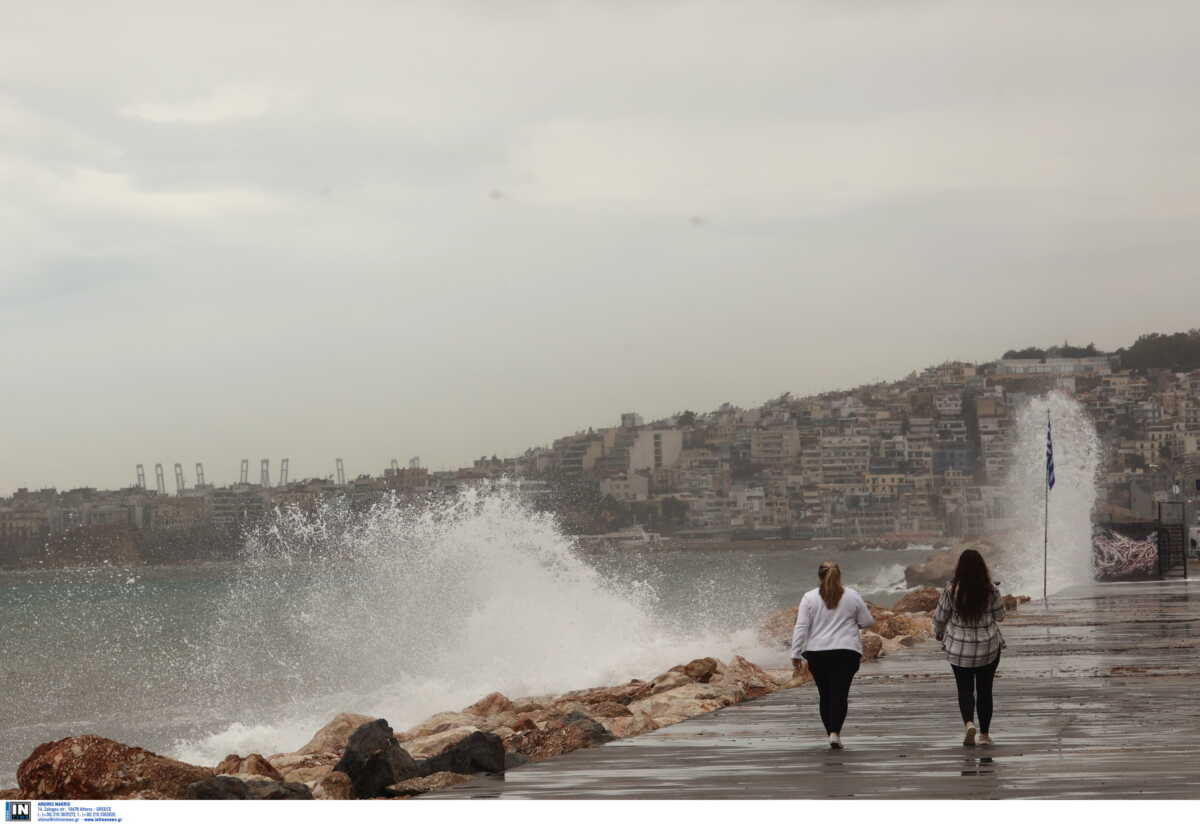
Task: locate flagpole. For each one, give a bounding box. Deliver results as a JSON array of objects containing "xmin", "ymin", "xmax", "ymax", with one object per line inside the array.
[{"xmin": 1044, "ymin": 410, "xmax": 1050, "ymax": 607}]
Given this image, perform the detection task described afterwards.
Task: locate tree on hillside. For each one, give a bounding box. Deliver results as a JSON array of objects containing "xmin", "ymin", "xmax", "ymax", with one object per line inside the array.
[
  {"xmin": 1117, "ymin": 330, "xmax": 1200, "ymax": 372},
  {"xmin": 1002, "ymin": 346, "xmax": 1047, "ymax": 360},
  {"xmin": 1002, "ymin": 342, "xmax": 1101, "ymax": 360}
]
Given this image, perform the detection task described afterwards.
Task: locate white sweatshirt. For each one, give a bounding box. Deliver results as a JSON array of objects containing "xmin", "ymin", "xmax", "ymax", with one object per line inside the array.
[{"xmin": 789, "ymin": 587, "xmax": 875, "ymax": 658}]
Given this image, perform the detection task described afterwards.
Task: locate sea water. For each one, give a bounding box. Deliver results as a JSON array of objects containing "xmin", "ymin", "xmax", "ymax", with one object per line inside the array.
[{"xmin": 0, "ymin": 485, "xmax": 929, "ymax": 784}]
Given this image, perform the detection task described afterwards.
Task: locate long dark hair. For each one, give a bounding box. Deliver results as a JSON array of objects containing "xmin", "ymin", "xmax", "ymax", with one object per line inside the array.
[
  {"xmin": 818, "ymin": 561, "xmax": 844, "ymax": 609},
  {"xmin": 951, "ymin": 549, "xmax": 993, "ymax": 623}
]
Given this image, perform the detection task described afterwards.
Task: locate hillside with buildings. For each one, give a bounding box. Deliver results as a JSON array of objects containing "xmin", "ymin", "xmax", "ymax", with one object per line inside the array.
[{"xmin": 4, "ymin": 332, "xmax": 1200, "ymax": 566}]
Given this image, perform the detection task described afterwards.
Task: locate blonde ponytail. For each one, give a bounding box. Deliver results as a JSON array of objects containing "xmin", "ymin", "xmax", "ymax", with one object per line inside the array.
[{"xmin": 819, "ymin": 561, "xmax": 844, "ymax": 609}]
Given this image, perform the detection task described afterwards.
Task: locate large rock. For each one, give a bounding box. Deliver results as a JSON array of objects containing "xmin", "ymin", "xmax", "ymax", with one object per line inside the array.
[
  {"xmin": 386, "ymin": 771, "xmax": 473, "ymax": 797},
  {"xmin": 266, "ymin": 752, "xmax": 338, "ymax": 784},
  {"xmin": 509, "ymin": 696, "xmax": 553, "ymax": 714},
  {"xmin": 332, "ymin": 719, "xmax": 422, "ymax": 799},
  {"xmin": 587, "ymin": 701, "xmax": 633, "ymax": 718},
  {"xmin": 311, "ymin": 771, "xmax": 353, "ymax": 800},
  {"xmin": 875, "ymin": 612, "xmax": 933, "ymax": 640},
  {"xmin": 604, "ymin": 712, "xmax": 659, "ymax": 739},
  {"xmin": 184, "ymin": 775, "xmax": 249, "ymax": 800},
  {"xmin": 647, "ymin": 669, "xmax": 692, "ymax": 695},
  {"xmin": 507, "ymin": 725, "xmax": 596, "ymax": 762},
  {"xmin": 402, "ymin": 727, "xmax": 481, "ymax": 760},
  {"xmin": 184, "ymin": 775, "xmax": 313, "ymax": 800},
  {"xmin": 905, "ymin": 541, "xmax": 998, "ymax": 588},
  {"xmin": 476, "ymin": 712, "xmax": 519, "ymax": 734},
  {"xmin": 295, "ymin": 712, "xmax": 375, "ymax": 756},
  {"xmin": 893, "ymin": 587, "xmax": 941, "ymax": 614},
  {"xmin": 1003, "ymin": 594, "xmax": 1031, "ymax": 611},
  {"xmin": 397, "ymin": 712, "xmax": 483, "ymax": 742},
  {"xmin": 507, "ymin": 711, "xmax": 614, "ymax": 762},
  {"xmin": 558, "ymin": 712, "xmax": 615, "ymax": 745},
  {"xmin": 17, "ymin": 736, "xmax": 213, "ymax": 800},
  {"xmin": 244, "ymin": 779, "xmax": 313, "ymax": 800},
  {"xmin": 414, "ymin": 731, "xmax": 506, "ymax": 776},
  {"xmin": 462, "ymin": 692, "xmax": 514, "ymax": 716},
  {"xmin": 510, "ymin": 716, "xmax": 538, "ymax": 733},
  {"xmin": 215, "ymin": 753, "xmax": 283, "ymax": 782},
  {"xmin": 680, "ymin": 658, "xmax": 722, "ymax": 683},
  {"xmin": 860, "ymin": 631, "xmax": 884, "ymax": 661},
  {"xmin": 555, "ymin": 682, "xmax": 651, "ymax": 706},
  {"xmin": 905, "ymin": 553, "xmax": 954, "ymax": 587},
  {"xmin": 866, "ymin": 603, "xmax": 892, "ymax": 625},
  {"xmin": 720, "ymin": 656, "xmax": 779, "ymax": 699},
  {"xmin": 627, "ymin": 682, "xmax": 730, "ymax": 723}
]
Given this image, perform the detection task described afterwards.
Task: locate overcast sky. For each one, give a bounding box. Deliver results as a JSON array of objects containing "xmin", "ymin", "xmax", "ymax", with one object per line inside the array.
[{"xmin": 3, "ymin": 1, "xmax": 1199, "ymax": 494}]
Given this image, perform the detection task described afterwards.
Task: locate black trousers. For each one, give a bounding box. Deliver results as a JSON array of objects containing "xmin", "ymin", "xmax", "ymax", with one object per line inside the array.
[
  {"xmin": 803, "ymin": 649, "xmax": 862, "ymax": 734},
  {"xmin": 950, "ymin": 653, "xmax": 1000, "ymax": 734}
]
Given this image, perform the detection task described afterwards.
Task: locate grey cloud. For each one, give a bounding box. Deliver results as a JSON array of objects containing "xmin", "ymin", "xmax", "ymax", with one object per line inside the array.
[{"xmin": 2, "ymin": 0, "xmax": 1199, "ymax": 492}]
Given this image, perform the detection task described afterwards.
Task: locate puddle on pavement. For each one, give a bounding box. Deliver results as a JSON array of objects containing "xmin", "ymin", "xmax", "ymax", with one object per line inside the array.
[{"xmin": 960, "ymin": 756, "xmax": 996, "ymax": 777}]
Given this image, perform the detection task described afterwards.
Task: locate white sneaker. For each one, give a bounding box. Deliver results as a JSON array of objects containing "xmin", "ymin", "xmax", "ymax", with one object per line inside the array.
[
  {"xmin": 829, "ymin": 733, "xmax": 843, "ymax": 749},
  {"xmin": 963, "ymin": 723, "xmax": 977, "ymax": 747}
]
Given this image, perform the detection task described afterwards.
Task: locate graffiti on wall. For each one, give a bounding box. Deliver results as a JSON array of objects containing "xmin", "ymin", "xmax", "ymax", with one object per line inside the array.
[{"xmin": 1093, "ymin": 526, "xmax": 1158, "ymax": 579}]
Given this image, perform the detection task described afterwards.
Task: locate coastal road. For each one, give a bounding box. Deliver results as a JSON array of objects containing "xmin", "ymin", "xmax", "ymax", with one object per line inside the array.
[{"xmin": 432, "ymin": 579, "xmax": 1200, "ymax": 799}]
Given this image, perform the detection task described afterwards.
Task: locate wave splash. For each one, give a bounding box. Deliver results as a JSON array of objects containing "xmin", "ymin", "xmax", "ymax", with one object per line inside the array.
[
  {"xmin": 853, "ymin": 563, "xmax": 910, "ymax": 595},
  {"xmin": 172, "ymin": 483, "xmax": 774, "ymax": 765},
  {"xmin": 995, "ymin": 393, "xmax": 1101, "ymax": 598}
]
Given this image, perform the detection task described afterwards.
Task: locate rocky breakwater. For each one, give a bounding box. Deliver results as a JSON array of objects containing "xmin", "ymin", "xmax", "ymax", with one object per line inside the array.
[
  {"xmin": 759, "ymin": 586, "xmax": 940, "ymax": 661},
  {"xmin": 759, "ymin": 584, "xmax": 1030, "ymax": 660},
  {"xmin": 0, "ymin": 652, "xmax": 800, "ymax": 801}
]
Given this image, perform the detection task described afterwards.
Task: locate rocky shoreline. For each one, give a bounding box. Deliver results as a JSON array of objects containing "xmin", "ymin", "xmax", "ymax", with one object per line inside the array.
[{"xmin": 0, "ymin": 586, "xmax": 1025, "ymax": 802}]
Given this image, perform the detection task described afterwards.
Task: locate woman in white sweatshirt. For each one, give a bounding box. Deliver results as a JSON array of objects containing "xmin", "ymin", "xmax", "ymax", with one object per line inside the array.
[{"xmin": 790, "ymin": 561, "xmax": 876, "ymax": 749}]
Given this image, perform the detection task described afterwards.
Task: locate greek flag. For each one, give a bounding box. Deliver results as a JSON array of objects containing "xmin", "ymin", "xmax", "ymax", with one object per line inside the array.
[{"xmin": 1046, "ymin": 419, "xmax": 1055, "ymax": 490}]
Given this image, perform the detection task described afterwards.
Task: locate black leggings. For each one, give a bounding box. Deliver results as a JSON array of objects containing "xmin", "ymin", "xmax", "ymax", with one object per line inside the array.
[
  {"xmin": 951, "ymin": 653, "xmax": 1000, "ymax": 734},
  {"xmin": 803, "ymin": 649, "xmax": 861, "ymax": 734}
]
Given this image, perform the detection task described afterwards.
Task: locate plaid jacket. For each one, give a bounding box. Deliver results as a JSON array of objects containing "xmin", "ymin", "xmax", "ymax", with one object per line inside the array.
[{"xmin": 932, "ymin": 583, "xmax": 1006, "ymax": 668}]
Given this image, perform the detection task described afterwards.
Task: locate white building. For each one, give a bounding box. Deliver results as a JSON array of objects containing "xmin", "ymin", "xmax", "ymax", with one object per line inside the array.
[
  {"xmin": 996, "ymin": 356, "xmax": 1112, "ymax": 377},
  {"xmin": 629, "ymin": 429, "xmax": 683, "ymax": 472}
]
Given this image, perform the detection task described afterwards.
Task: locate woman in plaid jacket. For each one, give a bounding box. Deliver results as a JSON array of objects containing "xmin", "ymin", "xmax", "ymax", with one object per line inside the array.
[{"xmin": 932, "ymin": 548, "xmax": 1006, "ymax": 746}]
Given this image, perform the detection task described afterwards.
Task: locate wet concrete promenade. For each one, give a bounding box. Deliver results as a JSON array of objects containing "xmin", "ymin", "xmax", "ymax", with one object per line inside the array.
[{"xmin": 435, "ymin": 578, "xmax": 1200, "ymax": 799}]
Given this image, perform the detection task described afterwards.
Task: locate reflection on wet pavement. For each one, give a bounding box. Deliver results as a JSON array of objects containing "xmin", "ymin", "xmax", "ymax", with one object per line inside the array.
[{"xmin": 431, "ymin": 579, "xmax": 1200, "ymax": 799}]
